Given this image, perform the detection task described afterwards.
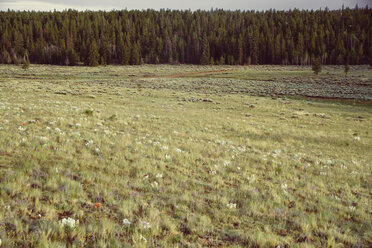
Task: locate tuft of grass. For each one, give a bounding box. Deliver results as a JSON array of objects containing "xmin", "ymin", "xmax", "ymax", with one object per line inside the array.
[{"xmin": 83, "ymin": 109, "xmax": 94, "ymax": 116}]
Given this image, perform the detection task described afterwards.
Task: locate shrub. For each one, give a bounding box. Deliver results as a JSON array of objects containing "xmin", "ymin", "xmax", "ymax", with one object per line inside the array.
[
  {"xmin": 312, "ymin": 57, "xmax": 322, "ymax": 75},
  {"xmin": 22, "ymin": 58, "xmax": 30, "ymax": 70}
]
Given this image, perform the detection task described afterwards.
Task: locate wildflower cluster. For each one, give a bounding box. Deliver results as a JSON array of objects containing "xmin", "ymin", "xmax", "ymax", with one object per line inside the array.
[
  {"xmin": 140, "ymin": 220, "xmax": 151, "ymax": 229},
  {"xmin": 59, "ymin": 217, "xmax": 79, "ymax": 228},
  {"xmin": 123, "ymin": 218, "xmax": 131, "ymax": 226},
  {"xmin": 226, "ymin": 203, "xmax": 237, "ymax": 209}
]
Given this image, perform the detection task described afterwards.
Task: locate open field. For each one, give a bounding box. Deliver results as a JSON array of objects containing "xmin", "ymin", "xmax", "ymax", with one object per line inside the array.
[{"xmin": 0, "ymin": 65, "xmax": 371, "ymax": 247}]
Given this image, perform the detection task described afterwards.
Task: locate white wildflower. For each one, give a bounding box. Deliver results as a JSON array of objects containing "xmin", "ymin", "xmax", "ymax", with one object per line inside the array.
[
  {"xmin": 248, "ymin": 174, "xmax": 256, "ymax": 183},
  {"xmin": 151, "ymin": 181, "xmax": 158, "ymax": 188},
  {"xmin": 95, "ymin": 147, "xmax": 100, "ymax": 153},
  {"xmin": 123, "ymin": 218, "xmax": 131, "ymax": 226},
  {"xmin": 156, "ymin": 173, "xmax": 163, "ymax": 178},
  {"xmin": 165, "ymin": 154, "xmax": 171, "ymax": 160},
  {"xmin": 59, "ymin": 217, "xmax": 79, "ymax": 228},
  {"xmin": 326, "ymin": 159, "xmax": 333, "ymax": 165},
  {"xmin": 226, "ymin": 203, "xmax": 237, "ymax": 209},
  {"xmin": 18, "ymin": 126, "xmax": 25, "ymax": 131},
  {"xmin": 140, "ymin": 220, "xmax": 151, "ymax": 229},
  {"xmin": 349, "ymin": 206, "xmax": 356, "ymax": 211},
  {"xmin": 144, "ymin": 175, "xmax": 149, "ymax": 179},
  {"xmin": 216, "ymin": 139, "xmax": 226, "ymax": 146},
  {"xmin": 55, "ymin": 128, "xmax": 61, "ymax": 133},
  {"xmin": 272, "ymin": 149, "xmax": 281, "ymax": 157},
  {"xmin": 223, "ymin": 161, "xmax": 230, "ymax": 167},
  {"xmin": 75, "ymin": 123, "xmax": 81, "ymax": 127},
  {"xmin": 73, "ymin": 131, "xmax": 81, "ymax": 136},
  {"xmin": 354, "ymin": 136, "xmax": 360, "ymax": 141},
  {"xmin": 161, "ymin": 145, "xmax": 168, "ymax": 151},
  {"xmin": 237, "ymin": 167, "xmax": 241, "ymax": 170},
  {"xmin": 139, "ymin": 234, "xmax": 147, "ymax": 243},
  {"xmin": 281, "ymin": 184, "xmax": 288, "ymax": 191},
  {"xmin": 85, "ymin": 139, "xmax": 93, "ymax": 147},
  {"xmin": 46, "ymin": 126, "xmax": 51, "ymax": 130},
  {"xmin": 175, "ymin": 148, "xmax": 182, "ymax": 153}
]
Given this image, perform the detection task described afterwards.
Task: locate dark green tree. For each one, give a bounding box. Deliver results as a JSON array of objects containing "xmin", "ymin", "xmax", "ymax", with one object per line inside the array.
[
  {"xmin": 200, "ymin": 34, "xmax": 210, "ymax": 65},
  {"xmin": 22, "ymin": 50, "xmax": 30, "ymax": 70},
  {"xmin": 312, "ymin": 57, "xmax": 322, "ymax": 75},
  {"xmin": 87, "ymin": 40, "xmax": 99, "ymax": 67},
  {"xmin": 0, "ymin": 8, "xmax": 370, "ymax": 66},
  {"xmin": 131, "ymin": 41, "xmax": 141, "ymax": 65}
]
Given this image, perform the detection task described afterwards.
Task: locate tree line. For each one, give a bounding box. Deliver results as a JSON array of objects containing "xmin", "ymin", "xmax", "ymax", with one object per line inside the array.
[{"xmin": 0, "ymin": 6, "xmax": 371, "ymax": 66}]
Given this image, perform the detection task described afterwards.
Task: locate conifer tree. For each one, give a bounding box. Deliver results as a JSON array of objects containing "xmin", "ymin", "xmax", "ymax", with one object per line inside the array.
[
  {"xmin": 22, "ymin": 58, "xmax": 30, "ymax": 70},
  {"xmin": 87, "ymin": 40, "xmax": 99, "ymax": 67},
  {"xmin": 22, "ymin": 50, "xmax": 30, "ymax": 70},
  {"xmin": 200, "ymin": 34, "xmax": 210, "ymax": 65},
  {"xmin": 68, "ymin": 48, "xmax": 78, "ymax": 66},
  {"xmin": 0, "ymin": 9, "xmax": 370, "ymax": 66},
  {"xmin": 131, "ymin": 42, "xmax": 141, "ymax": 65},
  {"xmin": 312, "ymin": 57, "xmax": 322, "ymax": 75}
]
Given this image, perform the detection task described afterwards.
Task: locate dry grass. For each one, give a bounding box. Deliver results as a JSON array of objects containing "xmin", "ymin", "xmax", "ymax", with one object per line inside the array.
[{"xmin": 0, "ymin": 65, "xmax": 371, "ymax": 247}]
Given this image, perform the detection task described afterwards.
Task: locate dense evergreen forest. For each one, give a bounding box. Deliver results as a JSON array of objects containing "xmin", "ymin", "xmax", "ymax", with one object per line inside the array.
[{"xmin": 0, "ymin": 7, "xmax": 371, "ymax": 66}]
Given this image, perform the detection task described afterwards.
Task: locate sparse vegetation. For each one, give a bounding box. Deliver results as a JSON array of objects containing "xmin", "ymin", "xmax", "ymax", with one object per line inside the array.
[{"xmin": 0, "ymin": 64, "xmax": 371, "ymax": 247}]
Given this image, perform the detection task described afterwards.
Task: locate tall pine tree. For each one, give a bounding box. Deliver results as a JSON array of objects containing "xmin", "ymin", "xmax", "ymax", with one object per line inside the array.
[
  {"xmin": 200, "ymin": 34, "xmax": 210, "ymax": 65},
  {"xmin": 88, "ymin": 40, "xmax": 99, "ymax": 67}
]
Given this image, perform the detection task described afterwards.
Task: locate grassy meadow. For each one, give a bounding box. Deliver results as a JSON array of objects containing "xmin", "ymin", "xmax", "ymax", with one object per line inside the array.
[{"xmin": 0, "ymin": 64, "xmax": 371, "ymax": 247}]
